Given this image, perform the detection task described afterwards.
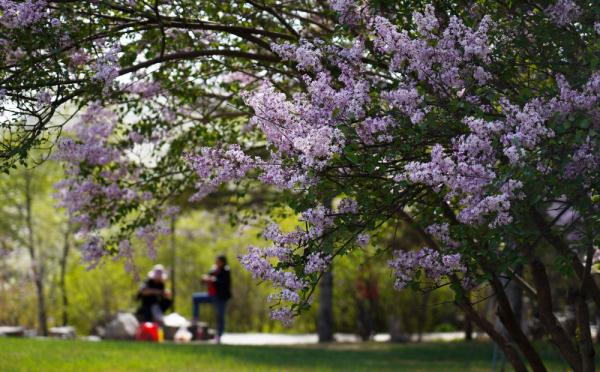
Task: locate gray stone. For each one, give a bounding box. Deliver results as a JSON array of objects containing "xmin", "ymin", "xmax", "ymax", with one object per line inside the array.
[{"xmin": 102, "ymin": 312, "xmax": 139, "ymax": 340}]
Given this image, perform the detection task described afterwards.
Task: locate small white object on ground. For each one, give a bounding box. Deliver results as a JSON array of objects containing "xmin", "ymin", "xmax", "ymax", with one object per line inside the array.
[
  {"xmin": 173, "ymin": 327, "xmax": 193, "ymax": 343},
  {"xmin": 49, "ymin": 326, "xmax": 76, "ymax": 339}
]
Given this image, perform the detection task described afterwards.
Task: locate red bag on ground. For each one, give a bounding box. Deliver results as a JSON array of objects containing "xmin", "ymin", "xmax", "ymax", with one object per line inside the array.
[{"xmin": 136, "ymin": 322, "xmax": 162, "ymax": 342}]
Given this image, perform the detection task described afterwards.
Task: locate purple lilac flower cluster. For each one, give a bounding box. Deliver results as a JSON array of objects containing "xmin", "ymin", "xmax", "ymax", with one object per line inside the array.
[
  {"xmin": 0, "ymin": 0, "xmax": 48, "ymax": 29},
  {"xmin": 404, "ymin": 69, "xmax": 600, "ymax": 229},
  {"xmin": 304, "ymin": 252, "xmax": 332, "ymax": 274},
  {"xmin": 545, "ymin": 0, "xmax": 581, "ymax": 27},
  {"xmin": 54, "ymin": 103, "xmax": 176, "ymax": 268},
  {"xmin": 370, "ymin": 6, "xmax": 493, "ymax": 93},
  {"xmin": 237, "ymin": 204, "xmax": 344, "ymax": 323},
  {"xmin": 388, "ymin": 248, "xmax": 466, "ymax": 290},
  {"xmin": 185, "ymin": 145, "xmax": 256, "ymax": 202},
  {"xmin": 425, "ymin": 223, "xmax": 459, "ymax": 249},
  {"xmin": 93, "ymin": 42, "xmax": 121, "ymax": 87},
  {"xmin": 240, "ymin": 246, "xmax": 308, "ymax": 319}
]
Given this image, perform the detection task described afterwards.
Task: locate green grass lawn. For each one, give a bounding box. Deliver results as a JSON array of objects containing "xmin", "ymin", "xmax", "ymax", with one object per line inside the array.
[{"xmin": 0, "ymin": 337, "xmax": 575, "ymax": 371}]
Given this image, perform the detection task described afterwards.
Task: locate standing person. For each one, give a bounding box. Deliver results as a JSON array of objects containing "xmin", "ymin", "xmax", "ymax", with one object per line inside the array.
[
  {"xmin": 136, "ymin": 264, "xmax": 172, "ymax": 326},
  {"xmin": 192, "ymin": 254, "xmax": 231, "ymax": 343}
]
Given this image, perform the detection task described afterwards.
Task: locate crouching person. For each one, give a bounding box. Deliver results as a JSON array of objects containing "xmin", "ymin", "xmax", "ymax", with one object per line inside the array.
[
  {"xmin": 136, "ymin": 264, "xmax": 172, "ymax": 326},
  {"xmin": 192, "ymin": 254, "xmax": 231, "ymax": 343}
]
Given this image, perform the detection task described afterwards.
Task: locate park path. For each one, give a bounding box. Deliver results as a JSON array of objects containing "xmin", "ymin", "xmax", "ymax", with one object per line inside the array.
[{"xmin": 219, "ymin": 332, "xmax": 472, "ymax": 345}]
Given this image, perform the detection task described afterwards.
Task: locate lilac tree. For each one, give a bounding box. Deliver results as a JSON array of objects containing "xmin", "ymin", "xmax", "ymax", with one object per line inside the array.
[
  {"xmin": 3, "ymin": 1, "xmax": 600, "ymax": 370},
  {"xmin": 233, "ymin": 8, "xmax": 600, "ymax": 372}
]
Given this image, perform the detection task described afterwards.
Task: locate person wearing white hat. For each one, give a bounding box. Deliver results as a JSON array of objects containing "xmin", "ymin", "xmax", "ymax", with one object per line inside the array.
[{"xmin": 136, "ymin": 264, "xmax": 172, "ymax": 326}]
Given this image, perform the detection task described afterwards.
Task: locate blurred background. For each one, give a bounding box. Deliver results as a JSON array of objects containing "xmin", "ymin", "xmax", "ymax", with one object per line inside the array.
[{"xmin": 0, "ymin": 160, "xmax": 463, "ymax": 340}]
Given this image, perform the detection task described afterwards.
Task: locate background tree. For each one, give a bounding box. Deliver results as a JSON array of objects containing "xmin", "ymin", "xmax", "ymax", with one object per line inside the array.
[{"xmin": 0, "ymin": 161, "xmax": 67, "ymax": 335}]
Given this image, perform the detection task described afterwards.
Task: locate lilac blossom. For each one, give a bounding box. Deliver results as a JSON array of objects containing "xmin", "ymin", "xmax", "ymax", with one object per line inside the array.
[
  {"xmin": 270, "ymin": 308, "xmax": 295, "ymax": 326},
  {"xmin": 370, "ymin": 10, "xmax": 493, "ymax": 92},
  {"xmin": 388, "ymin": 247, "xmax": 465, "ymax": 290},
  {"xmin": 413, "ymin": 4, "xmax": 439, "ymax": 37},
  {"xmin": 337, "ymin": 197, "xmax": 359, "ymax": 214},
  {"xmin": 425, "ymin": 223, "xmax": 458, "ymax": 248},
  {"xmin": 68, "ymin": 49, "xmax": 90, "ymax": 67},
  {"xmin": 53, "ymin": 102, "xmax": 179, "ymax": 262},
  {"xmin": 545, "ymin": 0, "xmax": 581, "ymax": 27},
  {"xmin": 300, "ymin": 205, "xmax": 334, "ymax": 239},
  {"xmin": 36, "ymin": 90, "xmax": 52, "ymax": 106},
  {"xmin": 239, "ymin": 244, "xmax": 309, "ymax": 324},
  {"xmin": 564, "ymin": 138, "xmax": 599, "ymax": 180},
  {"xmin": 258, "ymin": 153, "xmax": 313, "ymax": 190},
  {"xmin": 185, "ymin": 145, "xmax": 256, "ymax": 202},
  {"xmin": 329, "ymin": 0, "xmax": 361, "ymax": 25},
  {"xmin": 123, "ymin": 80, "xmax": 162, "ymax": 98},
  {"xmin": 262, "ymin": 223, "xmax": 305, "ymax": 248},
  {"xmin": 54, "ymin": 103, "xmax": 119, "ymax": 167},
  {"xmin": 272, "ymin": 40, "xmax": 323, "ymax": 72},
  {"xmin": 0, "ymin": 0, "xmax": 48, "ymax": 29},
  {"xmin": 356, "ymin": 233, "xmax": 370, "ymax": 247},
  {"xmin": 80, "ymin": 236, "xmax": 105, "ymax": 269},
  {"xmin": 136, "ymin": 222, "xmax": 170, "ymax": 260},
  {"xmin": 304, "ymin": 252, "xmax": 331, "ymax": 274},
  {"xmin": 93, "ymin": 43, "xmax": 121, "ymax": 86},
  {"xmin": 268, "ymin": 288, "xmax": 301, "ymax": 304}
]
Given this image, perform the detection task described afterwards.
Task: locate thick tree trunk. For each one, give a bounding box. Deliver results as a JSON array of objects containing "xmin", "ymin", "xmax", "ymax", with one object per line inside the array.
[
  {"xmin": 506, "ymin": 266, "xmax": 524, "ymax": 328},
  {"xmin": 464, "ymin": 291, "xmax": 473, "ymax": 341},
  {"xmin": 526, "ymin": 210, "xmax": 600, "ymax": 371},
  {"xmin": 577, "ymin": 293, "xmax": 595, "ymax": 372},
  {"xmin": 403, "ymin": 210, "xmax": 538, "ymax": 371},
  {"xmin": 529, "ymin": 259, "xmax": 582, "ymax": 372},
  {"xmin": 491, "ymin": 275, "xmax": 547, "ymax": 372},
  {"xmin": 464, "ymin": 315, "xmax": 473, "ymax": 341},
  {"xmin": 458, "ymin": 300, "xmax": 528, "ymax": 372},
  {"xmin": 318, "ymin": 268, "xmax": 334, "ymax": 342},
  {"xmin": 530, "ymin": 208, "xmax": 600, "ymax": 310}
]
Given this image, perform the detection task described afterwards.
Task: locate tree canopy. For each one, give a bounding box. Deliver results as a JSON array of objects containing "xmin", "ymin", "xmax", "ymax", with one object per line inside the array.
[{"xmin": 2, "ymin": 1, "xmax": 600, "ymax": 371}]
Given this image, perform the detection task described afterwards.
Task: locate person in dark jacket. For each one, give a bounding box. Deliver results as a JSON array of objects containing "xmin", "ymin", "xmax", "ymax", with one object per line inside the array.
[
  {"xmin": 136, "ymin": 264, "xmax": 172, "ymax": 325},
  {"xmin": 192, "ymin": 254, "xmax": 231, "ymax": 342}
]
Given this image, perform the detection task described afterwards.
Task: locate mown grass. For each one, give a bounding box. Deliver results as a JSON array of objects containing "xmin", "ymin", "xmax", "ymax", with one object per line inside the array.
[{"xmin": 0, "ymin": 337, "xmax": 577, "ymax": 371}]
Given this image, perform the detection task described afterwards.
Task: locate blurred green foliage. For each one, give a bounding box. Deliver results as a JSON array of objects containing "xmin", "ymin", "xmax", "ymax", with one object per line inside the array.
[{"xmin": 0, "ymin": 161, "xmax": 463, "ymax": 336}]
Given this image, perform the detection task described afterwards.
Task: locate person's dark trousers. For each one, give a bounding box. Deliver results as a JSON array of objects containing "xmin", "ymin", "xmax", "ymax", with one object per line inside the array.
[
  {"xmin": 214, "ymin": 298, "xmax": 227, "ymax": 337},
  {"xmin": 192, "ymin": 292, "xmax": 228, "ymax": 336}
]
